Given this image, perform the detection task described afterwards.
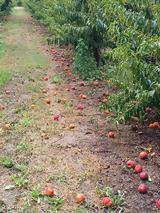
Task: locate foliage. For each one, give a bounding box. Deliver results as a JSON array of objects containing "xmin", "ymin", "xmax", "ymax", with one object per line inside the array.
[
  {"xmin": 0, "ymin": 0, "xmax": 12, "ymax": 16},
  {"xmin": 73, "ymin": 39, "xmax": 99, "ymax": 80},
  {"xmin": 25, "ymin": 0, "xmax": 160, "ymax": 122},
  {"xmin": 101, "ymin": 0, "xmax": 160, "ymax": 122}
]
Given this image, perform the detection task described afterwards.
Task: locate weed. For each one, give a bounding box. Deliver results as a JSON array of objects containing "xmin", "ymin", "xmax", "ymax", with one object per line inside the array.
[
  {"xmin": 12, "ymin": 173, "xmax": 28, "ymax": 187},
  {"xmin": 46, "ymin": 197, "xmax": 64, "ymax": 212},
  {"xmin": 0, "ymin": 156, "xmax": 14, "ymax": 168},
  {"xmin": 20, "ymin": 112, "xmax": 32, "ymax": 127},
  {"xmin": 17, "ymin": 140, "xmax": 31, "ymax": 152},
  {"xmin": 15, "ymin": 162, "xmax": 28, "ymax": 173},
  {"xmin": 31, "ymin": 186, "xmax": 43, "ymax": 203},
  {"xmin": 14, "ymin": 105, "xmax": 28, "ymax": 114},
  {"xmin": 51, "ymin": 74, "xmax": 63, "ymax": 85}
]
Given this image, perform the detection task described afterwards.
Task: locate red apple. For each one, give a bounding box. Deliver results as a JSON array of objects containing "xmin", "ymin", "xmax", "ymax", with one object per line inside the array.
[
  {"xmin": 139, "ymin": 172, "xmax": 148, "ymax": 180},
  {"xmin": 5, "ymin": 90, "xmax": 11, "ymax": 95},
  {"xmin": 127, "ymin": 160, "xmax": 136, "ymax": 169},
  {"xmin": 134, "ymin": 165, "xmax": 143, "ymax": 173},
  {"xmin": 44, "ymin": 187, "xmax": 54, "ymax": 196},
  {"xmin": 44, "ymin": 76, "xmax": 49, "ymax": 81},
  {"xmin": 79, "ymin": 94, "xmax": 87, "ymax": 99},
  {"xmin": 71, "ymin": 86, "xmax": 76, "ymax": 90},
  {"xmin": 139, "ymin": 151, "xmax": 148, "ymax": 160},
  {"xmin": 53, "ymin": 115, "xmax": 59, "ymax": 121},
  {"xmin": 77, "ymin": 104, "xmax": 84, "ymax": 111},
  {"xmin": 79, "ymin": 82, "xmax": 85, "ymax": 86},
  {"xmin": 156, "ymin": 199, "xmax": 160, "ymax": 209},
  {"xmin": 75, "ymin": 194, "xmax": 86, "ymax": 203},
  {"xmin": 108, "ymin": 131, "xmax": 115, "ymax": 138},
  {"xmin": 138, "ymin": 184, "xmax": 148, "ymax": 194},
  {"xmin": 102, "ymin": 197, "xmax": 112, "ymax": 207}
]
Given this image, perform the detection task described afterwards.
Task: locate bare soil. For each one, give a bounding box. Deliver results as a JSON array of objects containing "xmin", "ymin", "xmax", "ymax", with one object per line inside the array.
[{"xmin": 0, "ymin": 7, "xmax": 159, "ymax": 213}]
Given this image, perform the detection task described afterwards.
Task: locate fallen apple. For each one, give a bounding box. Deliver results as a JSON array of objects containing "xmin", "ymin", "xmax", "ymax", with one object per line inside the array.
[
  {"xmin": 127, "ymin": 160, "xmax": 136, "ymax": 169},
  {"xmin": 139, "ymin": 172, "xmax": 148, "ymax": 180},
  {"xmin": 69, "ymin": 124, "xmax": 76, "ymax": 129},
  {"xmin": 45, "ymin": 99, "xmax": 51, "ymax": 104},
  {"xmin": 108, "ymin": 131, "xmax": 115, "ymax": 138},
  {"xmin": 42, "ymin": 89, "xmax": 48, "ymax": 93},
  {"xmin": 75, "ymin": 194, "xmax": 86, "ymax": 203},
  {"xmin": 44, "ymin": 76, "xmax": 49, "ymax": 81},
  {"xmin": 156, "ymin": 199, "xmax": 160, "ymax": 209},
  {"xmin": 4, "ymin": 123, "xmax": 11, "ymax": 129},
  {"xmin": 77, "ymin": 104, "xmax": 84, "ymax": 111},
  {"xmin": 31, "ymin": 104, "xmax": 36, "ymax": 109},
  {"xmin": 134, "ymin": 164, "xmax": 143, "ymax": 173},
  {"xmin": 138, "ymin": 184, "xmax": 148, "ymax": 194},
  {"xmin": 0, "ymin": 104, "xmax": 5, "ymax": 111},
  {"xmin": 79, "ymin": 94, "xmax": 87, "ymax": 99},
  {"xmin": 102, "ymin": 197, "xmax": 112, "ymax": 207},
  {"xmin": 104, "ymin": 110, "xmax": 111, "ymax": 116},
  {"xmin": 79, "ymin": 81, "xmax": 85, "ymax": 86},
  {"xmin": 44, "ymin": 187, "xmax": 54, "ymax": 196},
  {"xmin": 5, "ymin": 90, "xmax": 11, "ymax": 95},
  {"xmin": 53, "ymin": 115, "xmax": 59, "ymax": 121},
  {"xmin": 139, "ymin": 151, "xmax": 148, "ymax": 160}
]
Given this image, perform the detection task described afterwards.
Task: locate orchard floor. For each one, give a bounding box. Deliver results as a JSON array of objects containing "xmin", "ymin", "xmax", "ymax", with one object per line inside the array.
[{"xmin": 0, "ymin": 7, "xmax": 159, "ymax": 213}]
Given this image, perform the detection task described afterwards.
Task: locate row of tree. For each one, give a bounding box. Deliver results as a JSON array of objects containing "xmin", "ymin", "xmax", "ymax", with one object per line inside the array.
[
  {"xmin": 0, "ymin": 0, "xmax": 12, "ymax": 16},
  {"xmin": 24, "ymin": 0, "xmax": 160, "ymax": 122}
]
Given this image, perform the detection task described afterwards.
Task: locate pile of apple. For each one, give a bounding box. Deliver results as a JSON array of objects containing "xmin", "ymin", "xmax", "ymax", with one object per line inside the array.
[{"xmin": 127, "ymin": 151, "xmax": 160, "ymax": 209}]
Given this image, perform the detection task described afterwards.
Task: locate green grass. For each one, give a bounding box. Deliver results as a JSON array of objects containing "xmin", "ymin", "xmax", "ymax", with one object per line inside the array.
[
  {"xmin": 0, "ymin": 7, "xmax": 49, "ymax": 74},
  {"xmin": 11, "ymin": 173, "xmax": 28, "ymax": 187},
  {"xmin": 15, "ymin": 162, "xmax": 28, "ymax": 172},
  {"xmin": 0, "ymin": 156, "xmax": 14, "ymax": 168},
  {"xmin": 0, "ymin": 70, "xmax": 12, "ymax": 87},
  {"xmin": 51, "ymin": 74, "xmax": 63, "ymax": 85}
]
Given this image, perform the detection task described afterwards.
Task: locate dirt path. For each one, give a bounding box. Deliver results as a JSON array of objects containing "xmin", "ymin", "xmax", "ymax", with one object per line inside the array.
[{"xmin": 0, "ymin": 7, "xmax": 159, "ymax": 213}]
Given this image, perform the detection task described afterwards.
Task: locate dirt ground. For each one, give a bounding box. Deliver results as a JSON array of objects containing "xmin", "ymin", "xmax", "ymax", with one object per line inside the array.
[{"xmin": 0, "ymin": 7, "xmax": 159, "ymax": 213}]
